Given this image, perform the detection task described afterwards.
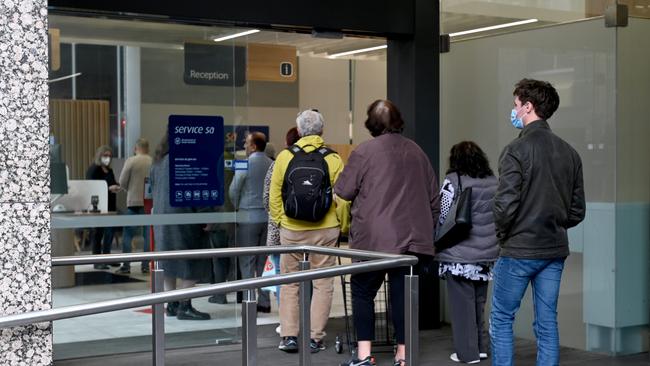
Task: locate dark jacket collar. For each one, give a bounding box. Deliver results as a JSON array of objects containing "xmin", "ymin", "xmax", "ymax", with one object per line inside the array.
[{"xmin": 519, "ymin": 119, "xmax": 550, "ymax": 137}]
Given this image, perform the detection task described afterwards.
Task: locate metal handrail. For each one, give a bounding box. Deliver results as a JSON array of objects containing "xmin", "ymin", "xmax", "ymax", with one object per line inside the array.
[
  {"xmin": 51, "ymin": 212, "xmax": 239, "ymax": 229},
  {"xmin": 51, "ymin": 245, "xmax": 410, "ymax": 266},
  {"xmin": 1, "ymin": 245, "xmax": 420, "ymax": 366},
  {"xmin": 1, "ymin": 257, "xmax": 415, "ymax": 328}
]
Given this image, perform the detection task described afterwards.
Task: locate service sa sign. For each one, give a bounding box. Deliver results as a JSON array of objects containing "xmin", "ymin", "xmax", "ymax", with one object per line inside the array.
[{"xmin": 168, "ymin": 115, "xmax": 225, "ymax": 207}]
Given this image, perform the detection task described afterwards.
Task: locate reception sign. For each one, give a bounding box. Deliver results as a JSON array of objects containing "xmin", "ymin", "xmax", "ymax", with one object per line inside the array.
[{"xmin": 184, "ymin": 43, "xmax": 246, "ymax": 86}]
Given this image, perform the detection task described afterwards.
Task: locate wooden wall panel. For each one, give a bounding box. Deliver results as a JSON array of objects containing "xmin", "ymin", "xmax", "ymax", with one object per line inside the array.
[
  {"xmin": 49, "ymin": 99, "xmax": 110, "ymax": 179},
  {"xmin": 248, "ymin": 43, "xmax": 297, "ymax": 82},
  {"xmin": 586, "ymin": 0, "xmax": 650, "ymax": 18},
  {"xmin": 48, "ymin": 28, "xmax": 60, "ymax": 71},
  {"xmin": 329, "ymin": 144, "xmax": 357, "ymax": 164}
]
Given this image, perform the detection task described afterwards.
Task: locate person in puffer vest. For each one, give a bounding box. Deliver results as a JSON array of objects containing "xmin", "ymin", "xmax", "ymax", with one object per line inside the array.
[{"xmin": 436, "ymin": 141, "xmax": 498, "ymax": 364}]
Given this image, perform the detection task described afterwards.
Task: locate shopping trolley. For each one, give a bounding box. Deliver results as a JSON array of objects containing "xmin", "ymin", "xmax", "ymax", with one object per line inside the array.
[{"xmin": 334, "ymin": 256, "xmax": 395, "ymax": 355}]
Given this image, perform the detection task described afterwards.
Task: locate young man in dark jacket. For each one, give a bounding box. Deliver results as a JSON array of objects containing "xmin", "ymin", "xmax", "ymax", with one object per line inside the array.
[{"xmin": 490, "ymin": 79, "xmax": 585, "ymax": 366}]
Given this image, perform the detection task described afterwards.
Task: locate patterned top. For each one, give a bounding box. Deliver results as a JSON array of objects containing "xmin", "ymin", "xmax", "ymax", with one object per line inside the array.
[
  {"xmin": 438, "ymin": 261, "xmax": 493, "ymax": 281},
  {"xmin": 438, "ymin": 177, "xmax": 493, "ymax": 281},
  {"xmin": 263, "ymin": 162, "xmax": 281, "ymax": 246}
]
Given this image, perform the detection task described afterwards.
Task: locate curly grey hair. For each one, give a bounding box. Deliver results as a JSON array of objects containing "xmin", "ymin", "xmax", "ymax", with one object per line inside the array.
[{"xmin": 296, "ymin": 109, "xmax": 324, "ymax": 137}]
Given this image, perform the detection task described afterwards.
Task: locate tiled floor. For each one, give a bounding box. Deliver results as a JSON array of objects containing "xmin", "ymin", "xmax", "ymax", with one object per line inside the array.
[
  {"xmin": 53, "ymin": 262, "xmax": 646, "ymax": 365},
  {"xmin": 56, "ymin": 318, "xmax": 650, "ymax": 366},
  {"xmin": 53, "ymin": 263, "xmax": 351, "ymax": 346}
]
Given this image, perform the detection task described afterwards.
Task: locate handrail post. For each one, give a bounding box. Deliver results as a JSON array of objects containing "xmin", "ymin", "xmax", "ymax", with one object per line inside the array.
[
  {"xmin": 242, "ymin": 289, "xmax": 257, "ymax": 366},
  {"xmin": 151, "ymin": 261, "xmax": 165, "ymax": 366},
  {"xmin": 299, "ymin": 256, "xmax": 311, "ymax": 366},
  {"xmin": 405, "ymin": 266, "xmax": 419, "ymax": 366}
]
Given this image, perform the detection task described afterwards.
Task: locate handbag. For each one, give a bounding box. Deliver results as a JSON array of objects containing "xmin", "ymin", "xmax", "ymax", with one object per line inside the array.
[{"xmin": 434, "ymin": 172, "xmax": 472, "ymax": 251}]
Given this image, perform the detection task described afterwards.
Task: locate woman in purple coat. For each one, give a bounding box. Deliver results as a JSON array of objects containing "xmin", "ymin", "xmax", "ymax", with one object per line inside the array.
[{"xmin": 335, "ymin": 100, "xmax": 440, "ymax": 366}]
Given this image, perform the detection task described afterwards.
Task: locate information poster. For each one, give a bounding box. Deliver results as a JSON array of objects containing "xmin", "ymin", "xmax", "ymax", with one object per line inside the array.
[{"xmin": 168, "ymin": 115, "xmax": 224, "ymax": 207}]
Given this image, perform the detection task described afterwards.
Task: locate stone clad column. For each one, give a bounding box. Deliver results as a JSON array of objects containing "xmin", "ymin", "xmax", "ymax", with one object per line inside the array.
[{"xmin": 0, "ymin": 0, "xmax": 52, "ymax": 364}]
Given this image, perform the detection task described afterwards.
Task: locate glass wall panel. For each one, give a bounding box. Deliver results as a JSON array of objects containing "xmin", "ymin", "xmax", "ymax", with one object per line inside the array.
[
  {"xmin": 440, "ymin": 18, "xmax": 616, "ymax": 351},
  {"xmin": 609, "ymin": 16, "xmax": 650, "ymax": 354},
  {"xmin": 441, "ymin": 0, "xmax": 601, "ymax": 40},
  {"xmin": 48, "ymin": 14, "xmax": 387, "ymax": 360}
]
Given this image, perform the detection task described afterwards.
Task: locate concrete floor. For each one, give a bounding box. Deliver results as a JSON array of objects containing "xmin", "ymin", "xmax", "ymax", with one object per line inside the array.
[{"xmin": 56, "ymin": 318, "xmax": 649, "ymax": 366}]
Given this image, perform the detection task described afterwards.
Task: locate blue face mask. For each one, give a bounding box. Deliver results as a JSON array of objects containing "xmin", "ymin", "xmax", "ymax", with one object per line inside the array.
[{"xmin": 510, "ymin": 108, "xmax": 525, "ymax": 129}]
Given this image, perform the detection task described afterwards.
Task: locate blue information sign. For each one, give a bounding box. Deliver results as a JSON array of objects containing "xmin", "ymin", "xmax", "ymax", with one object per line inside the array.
[{"xmin": 168, "ymin": 115, "xmax": 224, "ymax": 207}]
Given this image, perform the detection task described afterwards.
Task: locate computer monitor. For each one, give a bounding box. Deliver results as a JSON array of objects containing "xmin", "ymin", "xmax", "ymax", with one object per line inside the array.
[
  {"xmin": 50, "ymin": 144, "xmax": 68, "ymax": 194},
  {"xmin": 49, "ymin": 143, "xmax": 63, "ymax": 163}
]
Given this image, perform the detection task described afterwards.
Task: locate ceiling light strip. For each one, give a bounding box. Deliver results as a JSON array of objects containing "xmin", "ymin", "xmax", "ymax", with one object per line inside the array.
[
  {"xmin": 328, "ymin": 45, "xmax": 387, "ymax": 58},
  {"xmin": 212, "ymin": 29, "xmax": 260, "ymax": 42},
  {"xmin": 449, "ymin": 19, "xmax": 539, "ymax": 37}
]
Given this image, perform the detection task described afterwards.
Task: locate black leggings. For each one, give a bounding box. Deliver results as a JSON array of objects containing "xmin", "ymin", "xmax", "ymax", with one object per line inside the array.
[
  {"xmin": 350, "ymin": 253, "xmax": 431, "ymax": 344},
  {"xmin": 91, "ymin": 227, "xmax": 114, "ymax": 255}
]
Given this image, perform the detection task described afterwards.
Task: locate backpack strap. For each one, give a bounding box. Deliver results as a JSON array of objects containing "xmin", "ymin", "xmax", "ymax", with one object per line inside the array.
[
  {"xmin": 316, "ymin": 146, "xmax": 335, "ymax": 157},
  {"xmin": 287, "ymin": 145, "xmax": 303, "ymax": 155},
  {"xmin": 286, "ymin": 144, "xmax": 336, "ymax": 157}
]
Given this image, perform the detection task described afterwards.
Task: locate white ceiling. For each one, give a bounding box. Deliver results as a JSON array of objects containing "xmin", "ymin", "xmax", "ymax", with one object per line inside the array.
[
  {"xmin": 49, "ymin": 3, "xmax": 594, "ymax": 60},
  {"xmin": 49, "ymin": 15, "xmax": 386, "ymax": 60}
]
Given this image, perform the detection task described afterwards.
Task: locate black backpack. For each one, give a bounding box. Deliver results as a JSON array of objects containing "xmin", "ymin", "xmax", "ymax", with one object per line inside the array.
[{"xmin": 281, "ymin": 144, "xmax": 336, "ymax": 222}]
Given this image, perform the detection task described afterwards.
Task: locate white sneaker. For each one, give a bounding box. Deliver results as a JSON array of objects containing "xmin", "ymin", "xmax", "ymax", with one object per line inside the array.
[
  {"xmin": 479, "ymin": 353, "xmax": 488, "ymax": 359},
  {"xmin": 450, "ymin": 353, "xmax": 480, "ymax": 364},
  {"xmin": 275, "ymin": 325, "xmax": 281, "ymax": 335}
]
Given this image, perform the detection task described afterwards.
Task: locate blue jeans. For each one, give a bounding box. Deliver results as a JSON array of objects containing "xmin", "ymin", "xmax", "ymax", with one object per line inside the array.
[
  {"xmin": 489, "ymin": 257, "xmax": 565, "ymax": 366},
  {"xmin": 121, "ymin": 206, "xmax": 151, "ymax": 269}
]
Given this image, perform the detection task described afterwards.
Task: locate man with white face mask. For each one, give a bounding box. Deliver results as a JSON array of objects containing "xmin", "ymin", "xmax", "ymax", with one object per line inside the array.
[{"xmin": 490, "ymin": 79, "xmax": 585, "ymax": 365}]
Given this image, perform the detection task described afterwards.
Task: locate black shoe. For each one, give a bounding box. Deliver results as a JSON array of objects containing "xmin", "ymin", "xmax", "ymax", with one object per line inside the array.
[
  {"xmin": 166, "ymin": 301, "xmax": 179, "ymax": 317},
  {"xmin": 278, "ymin": 336, "xmax": 299, "ymax": 353},
  {"xmin": 208, "ymin": 294, "xmax": 228, "ymax": 304},
  {"xmin": 310, "ymin": 339, "xmax": 325, "ymax": 353},
  {"xmin": 176, "ymin": 300, "xmax": 211, "ymax": 320},
  {"xmin": 393, "ymin": 359, "xmax": 406, "ymax": 366},
  {"xmin": 257, "ymin": 305, "xmax": 271, "ymax": 313},
  {"xmin": 94, "ymin": 264, "xmax": 109, "ymax": 270},
  {"xmin": 109, "ymin": 263, "xmax": 120, "ymax": 267},
  {"xmin": 116, "ymin": 266, "xmax": 130, "ymax": 274},
  {"xmin": 340, "ymin": 356, "xmax": 375, "ymax": 366}
]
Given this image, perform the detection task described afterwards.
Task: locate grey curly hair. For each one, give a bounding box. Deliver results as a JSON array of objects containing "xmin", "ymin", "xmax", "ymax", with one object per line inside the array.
[{"xmin": 296, "ymin": 109, "xmax": 324, "ymax": 137}]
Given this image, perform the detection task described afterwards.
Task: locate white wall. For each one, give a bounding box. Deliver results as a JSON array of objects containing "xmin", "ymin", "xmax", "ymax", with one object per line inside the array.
[
  {"xmin": 298, "ymin": 56, "xmax": 350, "ymax": 144},
  {"xmin": 353, "ymin": 60, "xmax": 387, "ymax": 144}
]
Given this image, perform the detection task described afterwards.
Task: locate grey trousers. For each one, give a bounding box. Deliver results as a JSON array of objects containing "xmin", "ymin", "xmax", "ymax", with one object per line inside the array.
[
  {"xmin": 446, "ymin": 275, "xmax": 489, "ymax": 362},
  {"xmin": 236, "ymin": 222, "xmax": 270, "ymax": 307}
]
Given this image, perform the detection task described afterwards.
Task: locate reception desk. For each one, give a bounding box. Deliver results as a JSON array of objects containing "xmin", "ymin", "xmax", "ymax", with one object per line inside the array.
[
  {"xmin": 51, "ymin": 227, "xmax": 75, "ymax": 288},
  {"xmin": 51, "ymin": 211, "xmax": 118, "ymax": 289}
]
